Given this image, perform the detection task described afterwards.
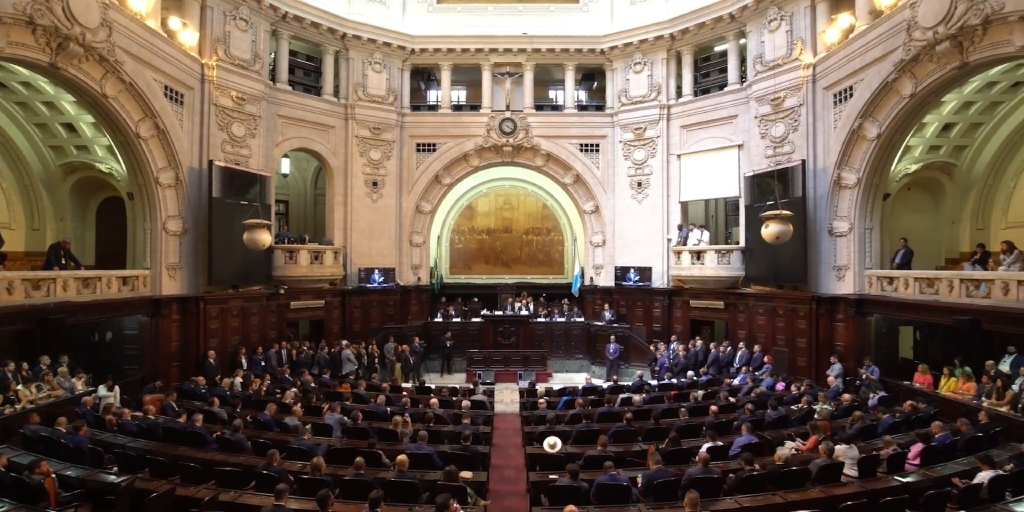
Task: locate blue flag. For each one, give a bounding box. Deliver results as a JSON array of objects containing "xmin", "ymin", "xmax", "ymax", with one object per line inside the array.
[{"xmin": 571, "ymin": 234, "xmax": 583, "ymax": 297}]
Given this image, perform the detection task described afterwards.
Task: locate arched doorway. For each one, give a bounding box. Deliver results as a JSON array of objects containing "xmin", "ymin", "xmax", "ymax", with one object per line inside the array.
[
  {"xmin": 0, "ymin": 60, "xmax": 154, "ymax": 272},
  {"xmin": 273, "ymin": 149, "xmax": 329, "ymax": 243},
  {"xmin": 94, "ymin": 196, "xmax": 127, "ymax": 270}
]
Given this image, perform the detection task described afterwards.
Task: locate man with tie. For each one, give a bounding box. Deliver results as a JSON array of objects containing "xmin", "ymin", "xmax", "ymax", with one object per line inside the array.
[
  {"xmin": 625, "ymin": 268, "xmax": 640, "ymax": 284},
  {"xmin": 749, "ymin": 344, "xmax": 765, "ymax": 373},
  {"xmin": 441, "ymin": 332, "xmax": 455, "ymax": 377},
  {"xmin": 568, "ymin": 306, "xmax": 583, "ymax": 320},
  {"xmin": 278, "ymin": 344, "xmax": 289, "ymax": 368},
  {"xmin": 890, "ymin": 237, "xmax": 914, "ymax": 270},
  {"xmin": 704, "ymin": 343, "xmax": 722, "ymax": 376},
  {"xmin": 43, "ymin": 237, "xmax": 82, "ymax": 270},
  {"xmin": 203, "ymin": 350, "xmax": 219, "ymax": 384},
  {"xmin": 383, "ymin": 336, "xmax": 397, "ymax": 380},
  {"xmin": 601, "ymin": 303, "xmax": 617, "ymax": 324},
  {"xmin": 605, "ymin": 336, "xmax": 622, "ymax": 381},
  {"xmin": 732, "ymin": 342, "xmax": 751, "ymax": 374}
]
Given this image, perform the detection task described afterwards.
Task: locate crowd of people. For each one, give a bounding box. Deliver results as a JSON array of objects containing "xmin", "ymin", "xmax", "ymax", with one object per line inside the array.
[{"xmin": 0, "ymin": 354, "xmax": 87, "ymax": 413}]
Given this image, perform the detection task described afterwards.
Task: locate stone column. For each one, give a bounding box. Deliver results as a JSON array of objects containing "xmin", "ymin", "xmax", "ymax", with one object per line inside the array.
[
  {"xmin": 181, "ymin": 0, "xmax": 201, "ymax": 35},
  {"xmin": 273, "ymin": 29, "xmax": 291, "ymax": 89},
  {"xmin": 480, "ymin": 63, "xmax": 494, "ymax": 113},
  {"xmin": 726, "ymin": 32, "xmax": 743, "ymax": 89},
  {"xmin": 522, "ymin": 63, "xmax": 536, "ymax": 113},
  {"xmin": 815, "ymin": 0, "xmax": 833, "ymax": 53},
  {"xmin": 666, "ymin": 50, "xmax": 678, "ymax": 102},
  {"xmin": 603, "ymin": 62, "xmax": 615, "ymax": 112},
  {"xmin": 401, "ymin": 65, "xmax": 411, "ymax": 112},
  {"xmin": 439, "ymin": 62, "xmax": 453, "ymax": 113},
  {"xmin": 854, "ymin": 0, "xmax": 874, "ymax": 32},
  {"xmin": 321, "ymin": 46, "xmax": 337, "ymax": 100},
  {"xmin": 337, "ymin": 51, "xmax": 349, "ymax": 102},
  {"xmin": 563, "ymin": 62, "xmax": 577, "ymax": 113},
  {"xmin": 679, "ymin": 47, "xmax": 694, "ymax": 100}
]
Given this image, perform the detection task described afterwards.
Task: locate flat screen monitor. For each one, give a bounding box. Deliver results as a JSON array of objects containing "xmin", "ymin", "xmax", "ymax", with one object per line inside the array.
[
  {"xmin": 614, "ymin": 266, "xmax": 652, "ymax": 287},
  {"xmin": 358, "ymin": 267, "xmax": 396, "ymax": 288}
]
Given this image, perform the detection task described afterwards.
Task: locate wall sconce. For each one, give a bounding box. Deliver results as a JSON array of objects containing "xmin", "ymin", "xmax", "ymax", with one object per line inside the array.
[
  {"xmin": 280, "ymin": 154, "xmax": 291, "ymax": 178},
  {"xmin": 163, "ymin": 16, "xmax": 199, "ymax": 49},
  {"xmin": 874, "ymin": 0, "xmax": 899, "ymax": 15},
  {"xmin": 822, "ymin": 12, "xmax": 857, "ymax": 48}
]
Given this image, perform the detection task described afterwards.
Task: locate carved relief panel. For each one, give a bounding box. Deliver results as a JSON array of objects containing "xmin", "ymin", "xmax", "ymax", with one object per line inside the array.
[
  {"xmin": 214, "ymin": 6, "xmax": 263, "ymax": 72},
  {"xmin": 752, "ymin": 6, "xmax": 804, "ymax": 75},
  {"xmin": 618, "ymin": 52, "xmax": 662, "ymax": 106},
  {"xmin": 214, "ymin": 88, "xmax": 262, "ymax": 166},
  {"xmin": 754, "ymin": 84, "xmax": 803, "ymax": 166},
  {"xmin": 355, "ymin": 52, "xmax": 396, "ymax": 105},
  {"xmin": 619, "ymin": 121, "xmax": 659, "ymax": 203},
  {"xmin": 356, "ymin": 122, "xmax": 396, "ymax": 203}
]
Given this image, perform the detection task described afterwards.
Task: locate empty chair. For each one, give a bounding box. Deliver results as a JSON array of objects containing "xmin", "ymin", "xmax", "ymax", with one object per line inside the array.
[
  {"xmin": 917, "ymin": 443, "xmax": 939, "ymax": 468},
  {"xmin": 775, "ymin": 466, "xmax": 811, "ymax": 490},
  {"xmin": 811, "ymin": 461, "xmax": 845, "ymax": 485},
  {"xmin": 836, "ymin": 499, "xmax": 869, "ymax": 512},
  {"xmin": 731, "ymin": 470, "xmax": 771, "ymax": 495},
  {"xmin": 435, "ymin": 481, "xmax": 470, "ymax": 506},
  {"xmin": 705, "ymin": 444, "xmax": 730, "ymax": 463},
  {"xmin": 280, "ymin": 444, "xmax": 313, "ymax": 462},
  {"xmin": 213, "ymin": 467, "xmax": 253, "ymax": 490},
  {"xmin": 141, "ymin": 487, "xmax": 175, "ymax": 512},
  {"xmin": 160, "ymin": 425, "xmax": 183, "ymax": 445},
  {"xmin": 357, "ymin": 448, "xmax": 388, "ymax": 469},
  {"xmin": 445, "ymin": 449, "xmax": 479, "ymax": 472},
  {"xmin": 568, "ymin": 428, "xmax": 601, "ymax": 446},
  {"xmin": 608, "ymin": 428, "xmax": 639, "ymax": 444},
  {"xmin": 949, "ymin": 483, "xmax": 983, "ymax": 510},
  {"xmin": 919, "ymin": 488, "xmax": 950, "ymax": 512},
  {"xmin": 375, "ymin": 428, "xmax": 400, "ymax": 443},
  {"xmin": 596, "ymin": 410, "xmax": 622, "ymax": 424},
  {"xmin": 177, "ymin": 462, "xmax": 211, "ymax": 485},
  {"xmin": 294, "ymin": 475, "xmax": 331, "ymax": 498},
  {"xmin": 337, "ymin": 478, "xmax": 375, "ymax": 502},
  {"xmin": 580, "ymin": 453, "xmax": 614, "ymax": 470},
  {"xmin": 685, "ymin": 475, "xmax": 724, "ymax": 499},
  {"xmin": 533, "ymin": 453, "xmax": 567, "ymax": 473},
  {"xmin": 324, "ymin": 446, "xmax": 358, "ymax": 466},
  {"xmin": 876, "ymin": 495, "xmax": 908, "ymax": 512},
  {"xmin": 249, "ymin": 438, "xmax": 273, "ymax": 457},
  {"xmin": 987, "ymin": 472, "xmax": 1012, "ymax": 503},
  {"xmin": 146, "ymin": 456, "xmax": 177, "ymax": 480},
  {"xmin": 253, "ymin": 470, "xmax": 281, "ymax": 494},
  {"xmin": 545, "ymin": 484, "xmax": 587, "ymax": 507},
  {"xmin": 591, "ymin": 481, "xmax": 632, "ymax": 505},
  {"xmin": 198, "ymin": 491, "xmax": 221, "ymax": 512},
  {"xmin": 962, "ymin": 434, "xmax": 987, "ymax": 455},
  {"xmin": 383, "ymin": 479, "xmax": 425, "ymax": 505},
  {"xmin": 854, "ymin": 452, "xmax": 879, "ymax": 480},
  {"xmin": 662, "ymin": 447, "xmax": 697, "ymax": 466},
  {"xmin": 649, "ymin": 477, "xmax": 682, "ymax": 503},
  {"xmin": 115, "ymin": 450, "xmax": 147, "ymax": 474},
  {"xmin": 309, "ymin": 422, "xmax": 334, "ymax": 439}
]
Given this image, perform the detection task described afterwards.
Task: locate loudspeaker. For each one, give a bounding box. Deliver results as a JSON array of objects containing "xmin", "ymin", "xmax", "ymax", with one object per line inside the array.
[{"xmin": 523, "ymin": 370, "xmax": 537, "ymax": 382}]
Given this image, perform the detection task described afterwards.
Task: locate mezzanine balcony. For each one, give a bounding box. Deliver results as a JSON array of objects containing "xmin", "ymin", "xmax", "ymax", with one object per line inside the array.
[
  {"xmin": 669, "ymin": 246, "xmax": 745, "ymax": 289},
  {"xmin": 865, "ymin": 270, "xmax": 1024, "ymax": 305},
  {"xmin": 271, "ymin": 244, "xmax": 345, "ymax": 289},
  {"xmin": 0, "ymin": 270, "xmax": 151, "ymax": 304}
]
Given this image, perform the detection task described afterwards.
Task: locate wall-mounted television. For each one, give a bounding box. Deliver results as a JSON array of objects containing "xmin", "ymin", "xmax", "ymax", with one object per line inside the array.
[
  {"xmin": 614, "ymin": 266, "xmax": 652, "ymax": 287},
  {"xmin": 358, "ymin": 267, "xmax": 396, "ymax": 288}
]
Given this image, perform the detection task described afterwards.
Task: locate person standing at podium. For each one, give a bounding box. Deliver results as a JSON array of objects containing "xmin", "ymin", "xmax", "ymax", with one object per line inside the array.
[
  {"xmin": 605, "ymin": 336, "xmax": 622, "ymax": 382},
  {"xmin": 441, "ymin": 332, "xmax": 455, "ymax": 377},
  {"xmin": 601, "ymin": 303, "xmax": 617, "ymax": 324}
]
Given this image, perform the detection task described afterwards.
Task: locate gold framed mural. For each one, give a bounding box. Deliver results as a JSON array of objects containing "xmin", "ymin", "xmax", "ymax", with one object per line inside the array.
[{"xmin": 447, "ymin": 187, "xmax": 566, "ymax": 277}]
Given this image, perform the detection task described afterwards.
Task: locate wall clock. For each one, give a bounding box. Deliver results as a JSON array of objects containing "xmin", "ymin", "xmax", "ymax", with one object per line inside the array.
[{"xmin": 498, "ymin": 116, "xmax": 519, "ymax": 137}]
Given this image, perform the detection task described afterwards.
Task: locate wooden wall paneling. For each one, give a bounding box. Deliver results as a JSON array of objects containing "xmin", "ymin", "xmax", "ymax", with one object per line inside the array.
[
  {"xmin": 792, "ymin": 306, "xmax": 811, "ymax": 379},
  {"xmin": 243, "ymin": 303, "xmax": 263, "ymax": 350},
  {"xmin": 671, "ymin": 297, "xmax": 688, "ymax": 341},
  {"xmin": 324, "ymin": 298, "xmax": 342, "ymax": 342},
  {"xmin": 156, "ymin": 298, "xmax": 185, "ymax": 385},
  {"xmin": 732, "ymin": 301, "xmax": 747, "ymax": 346},
  {"xmin": 650, "ymin": 295, "xmax": 667, "ymax": 343},
  {"xmin": 202, "ymin": 301, "xmax": 223, "ymax": 372},
  {"xmin": 348, "ymin": 297, "xmax": 364, "ymax": 339},
  {"xmin": 265, "ymin": 300, "xmax": 282, "ymax": 344}
]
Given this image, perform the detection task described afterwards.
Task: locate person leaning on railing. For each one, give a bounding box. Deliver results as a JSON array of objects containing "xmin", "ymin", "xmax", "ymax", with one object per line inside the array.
[{"xmin": 992, "ymin": 240, "xmax": 1023, "ymax": 271}]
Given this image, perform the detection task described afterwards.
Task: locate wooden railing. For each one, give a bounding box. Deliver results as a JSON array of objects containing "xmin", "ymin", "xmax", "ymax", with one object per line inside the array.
[
  {"xmin": 865, "ymin": 270, "xmax": 1024, "ymax": 304},
  {"xmin": 668, "ymin": 245, "xmax": 745, "ymax": 288},
  {"xmin": 0, "ymin": 270, "xmax": 151, "ymax": 305},
  {"xmin": 271, "ymin": 244, "xmax": 345, "ymax": 288}
]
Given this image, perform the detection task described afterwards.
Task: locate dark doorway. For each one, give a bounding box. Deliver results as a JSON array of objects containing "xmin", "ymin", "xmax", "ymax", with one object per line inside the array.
[
  {"xmin": 286, "ymin": 319, "xmax": 325, "ymax": 346},
  {"xmin": 94, "ymin": 196, "xmax": 127, "ymax": 270},
  {"xmin": 690, "ymin": 319, "xmax": 728, "ymax": 344}
]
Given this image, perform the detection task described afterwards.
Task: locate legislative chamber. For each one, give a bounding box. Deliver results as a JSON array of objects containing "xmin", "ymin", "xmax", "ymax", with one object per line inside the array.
[{"xmin": 1, "ymin": 0, "xmax": 1024, "ymax": 511}]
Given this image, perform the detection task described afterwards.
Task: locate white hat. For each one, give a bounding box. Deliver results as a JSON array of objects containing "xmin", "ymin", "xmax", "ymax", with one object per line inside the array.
[{"xmin": 543, "ymin": 436, "xmax": 563, "ymax": 453}]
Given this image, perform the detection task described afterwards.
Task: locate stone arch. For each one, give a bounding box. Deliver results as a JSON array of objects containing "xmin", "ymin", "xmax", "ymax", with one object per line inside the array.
[
  {"xmin": 405, "ymin": 137, "xmax": 609, "ymax": 283},
  {"xmin": 268, "ymin": 138, "xmax": 342, "ymax": 245},
  {"xmin": 0, "ymin": 1, "xmax": 189, "ymax": 293},
  {"xmin": 825, "ymin": 4, "xmax": 1024, "ymax": 289}
]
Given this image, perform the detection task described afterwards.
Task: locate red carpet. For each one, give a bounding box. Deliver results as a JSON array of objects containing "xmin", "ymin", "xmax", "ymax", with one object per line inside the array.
[{"xmin": 487, "ymin": 412, "xmax": 529, "ymax": 510}]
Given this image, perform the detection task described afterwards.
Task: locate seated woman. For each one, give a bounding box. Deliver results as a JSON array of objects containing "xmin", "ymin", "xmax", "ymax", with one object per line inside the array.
[
  {"xmin": 833, "ymin": 432, "xmax": 860, "ymax": 480},
  {"xmin": 877, "ymin": 436, "xmax": 901, "ymax": 473},
  {"xmin": 952, "ymin": 357, "xmax": 972, "ymax": 379},
  {"xmin": 982, "ymin": 377, "xmax": 1016, "ymax": 411},
  {"xmin": 993, "ymin": 240, "xmax": 1023, "ymax": 271},
  {"xmin": 904, "ymin": 429, "xmax": 933, "ymax": 471},
  {"xmin": 440, "ymin": 465, "xmax": 489, "ymax": 507},
  {"xmin": 16, "ymin": 375, "xmax": 41, "ymax": 408},
  {"xmin": 912, "ymin": 363, "xmax": 934, "ymax": 391},
  {"xmin": 757, "ymin": 355, "xmax": 774, "ymax": 378},
  {"xmin": 937, "ymin": 366, "xmax": 958, "ymax": 394},
  {"xmin": 307, "ymin": 456, "xmax": 336, "ymax": 493},
  {"xmin": 945, "ymin": 370, "xmax": 977, "ymax": 399},
  {"xmin": 789, "ymin": 421, "xmax": 822, "ymax": 453}
]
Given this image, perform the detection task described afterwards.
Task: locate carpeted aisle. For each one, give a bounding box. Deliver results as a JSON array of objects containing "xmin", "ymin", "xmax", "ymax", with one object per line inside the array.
[{"xmin": 487, "ymin": 384, "xmax": 529, "ymax": 510}]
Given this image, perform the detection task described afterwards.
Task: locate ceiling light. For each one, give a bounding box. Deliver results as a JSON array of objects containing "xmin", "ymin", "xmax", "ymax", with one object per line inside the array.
[
  {"xmin": 834, "ymin": 12, "xmax": 857, "ymax": 30},
  {"xmin": 127, "ymin": 0, "xmax": 147, "ymax": 18},
  {"xmin": 280, "ymin": 155, "xmax": 291, "ymax": 177},
  {"xmin": 166, "ymin": 16, "xmax": 184, "ymax": 32},
  {"xmin": 714, "ymin": 43, "xmax": 727, "ymax": 52}
]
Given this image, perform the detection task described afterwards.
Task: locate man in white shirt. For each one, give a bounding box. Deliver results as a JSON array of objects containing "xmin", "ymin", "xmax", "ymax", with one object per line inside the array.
[{"xmin": 952, "ymin": 453, "xmax": 1002, "ymax": 499}]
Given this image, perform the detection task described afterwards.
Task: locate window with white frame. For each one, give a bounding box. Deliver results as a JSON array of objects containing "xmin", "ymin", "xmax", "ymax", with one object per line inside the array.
[
  {"xmin": 548, "ymin": 87, "xmax": 588, "ymax": 105},
  {"xmin": 425, "ymin": 88, "xmax": 467, "ymax": 104}
]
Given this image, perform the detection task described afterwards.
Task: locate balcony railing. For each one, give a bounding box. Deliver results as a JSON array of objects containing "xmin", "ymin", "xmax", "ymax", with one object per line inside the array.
[
  {"xmin": 669, "ymin": 246, "xmax": 745, "ymax": 289},
  {"xmin": 272, "ymin": 244, "xmax": 345, "ymax": 288},
  {"xmin": 0, "ymin": 270, "xmax": 151, "ymax": 304},
  {"xmin": 865, "ymin": 270, "xmax": 1024, "ymax": 304}
]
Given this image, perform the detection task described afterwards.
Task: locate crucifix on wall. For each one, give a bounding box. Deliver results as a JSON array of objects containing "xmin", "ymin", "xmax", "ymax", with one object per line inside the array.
[{"xmin": 493, "ymin": 65, "xmax": 522, "ymax": 112}]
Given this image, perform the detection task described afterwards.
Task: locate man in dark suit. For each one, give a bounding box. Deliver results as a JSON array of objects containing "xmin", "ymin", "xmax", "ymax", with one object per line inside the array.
[
  {"xmin": 591, "ymin": 461, "xmax": 634, "ymax": 504},
  {"xmin": 252, "ymin": 403, "xmax": 279, "ymax": 432},
  {"xmin": 628, "ymin": 371, "xmax": 649, "ymax": 394},
  {"xmin": 259, "ymin": 483, "xmax": 293, "ymax": 512},
  {"xmin": 605, "ymin": 337, "xmax": 622, "ymax": 382},
  {"xmin": 66, "ymin": 421, "xmax": 91, "ymax": 466},
  {"xmin": 203, "ymin": 351, "xmax": 220, "ymax": 384},
  {"xmin": 731, "ymin": 342, "xmax": 751, "ymax": 374},
  {"xmin": 637, "ymin": 452, "xmax": 675, "ymax": 502},
  {"xmin": 440, "ymin": 333, "xmax": 455, "ymax": 377},
  {"xmin": 410, "ymin": 337, "xmax": 425, "ymax": 380},
  {"xmin": 43, "ymin": 237, "xmax": 82, "ymax": 270},
  {"xmin": 890, "ymin": 237, "xmax": 914, "ymax": 270},
  {"xmin": 705, "ymin": 344, "xmax": 722, "ymax": 376},
  {"xmin": 186, "ymin": 413, "xmax": 218, "ymax": 450},
  {"xmin": 551, "ymin": 463, "xmax": 590, "ymax": 505},
  {"xmin": 607, "ymin": 413, "xmax": 636, "ymax": 444},
  {"xmin": 116, "ymin": 408, "xmax": 139, "ymax": 437},
  {"xmin": 680, "ymin": 452, "xmax": 721, "ymax": 492},
  {"xmin": 726, "ymin": 453, "xmax": 759, "ymax": 494},
  {"xmin": 160, "ymin": 391, "xmax": 179, "ymax": 418},
  {"xmin": 568, "ymin": 306, "xmax": 584, "ymax": 320},
  {"xmin": 137, "ymin": 406, "xmax": 162, "ymax": 440},
  {"xmin": 258, "ymin": 450, "xmax": 294, "ymax": 486},
  {"xmin": 21, "ymin": 412, "xmax": 52, "ymax": 450},
  {"xmin": 75, "ymin": 396, "xmax": 99, "ymax": 429},
  {"xmin": 405, "ymin": 431, "xmax": 442, "ymax": 469},
  {"xmin": 749, "ymin": 345, "xmax": 765, "ymax": 374},
  {"xmin": 583, "ymin": 435, "xmax": 612, "ymax": 458},
  {"xmin": 222, "ymin": 419, "xmax": 252, "ymax": 454},
  {"xmin": 291, "ymin": 426, "xmax": 327, "ymax": 457},
  {"xmin": 450, "ymin": 431, "xmax": 481, "ymax": 468},
  {"xmin": 600, "ymin": 303, "xmax": 617, "ymax": 324}
]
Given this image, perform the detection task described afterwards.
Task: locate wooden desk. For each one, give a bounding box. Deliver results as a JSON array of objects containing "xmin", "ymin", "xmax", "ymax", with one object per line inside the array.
[
  {"xmin": 883, "ymin": 378, "xmax": 1024, "ymax": 441},
  {"xmin": 0, "ymin": 391, "xmax": 91, "ymax": 442}
]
